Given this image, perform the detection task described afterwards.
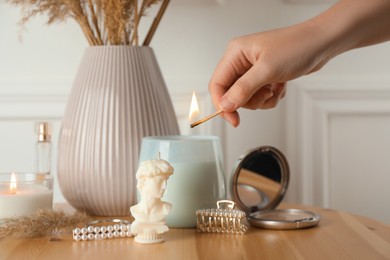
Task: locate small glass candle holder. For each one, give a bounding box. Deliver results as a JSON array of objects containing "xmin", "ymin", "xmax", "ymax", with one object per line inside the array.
[
  {"xmin": 0, "ymin": 173, "xmax": 53, "ymax": 219},
  {"xmin": 139, "ymin": 135, "xmax": 226, "ymax": 228}
]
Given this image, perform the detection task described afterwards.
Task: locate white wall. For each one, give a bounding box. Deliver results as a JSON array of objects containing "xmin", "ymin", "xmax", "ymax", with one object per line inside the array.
[{"xmin": 1, "ymin": 0, "xmax": 390, "ymax": 222}]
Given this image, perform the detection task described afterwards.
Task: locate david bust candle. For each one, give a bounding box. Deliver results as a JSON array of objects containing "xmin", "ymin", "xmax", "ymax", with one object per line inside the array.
[
  {"xmin": 138, "ymin": 136, "xmax": 226, "ymax": 228},
  {"xmin": 0, "ymin": 173, "xmax": 53, "ymax": 218}
]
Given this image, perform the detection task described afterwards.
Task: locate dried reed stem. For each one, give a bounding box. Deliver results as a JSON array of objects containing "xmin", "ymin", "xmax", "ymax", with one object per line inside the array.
[
  {"xmin": 8, "ymin": 0, "xmax": 165, "ymax": 46},
  {"xmin": 132, "ymin": 0, "xmax": 139, "ymax": 45},
  {"xmin": 88, "ymin": 0, "xmax": 103, "ymax": 45},
  {"xmin": 0, "ymin": 209, "xmax": 90, "ymax": 238},
  {"xmin": 66, "ymin": 0, "xmax": 99, "ymax": 45},
  {"xmin": 143, "ymin": 0, "xmax": 169, "ymax": 46}
]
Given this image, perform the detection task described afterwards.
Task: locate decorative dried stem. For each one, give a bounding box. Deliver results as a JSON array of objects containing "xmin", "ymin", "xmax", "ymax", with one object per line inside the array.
[
  {"xmin": 87, "ymin": 0, "xmax": 103, "ymax": 45},
  {"xmin": 119, "ymin": 0, "xmax": 130, "ymax": 45},
  {"xmin": 133, "ymin": 0, "xmax": 139, "ymax": 46},
  {"xmin": 0, "ymin": 209, "xmax": 90, "ymax": 238},
  {"xmin": 143, "ymin": 0, "xmax": 170, "ymax": 46},
  {"xmin": 69, "ymin": 1, "xmax": 99, "ymax": 45},
  {"xmin": 7, "ymin": 0, "xmax": 165, "ymax": 46}
]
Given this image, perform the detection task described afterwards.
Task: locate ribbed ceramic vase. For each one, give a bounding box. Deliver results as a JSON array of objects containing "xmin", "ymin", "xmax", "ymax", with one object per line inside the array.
[{"xmin": 57, "ymin": 46, "xmax": 180, "ymax": 216}]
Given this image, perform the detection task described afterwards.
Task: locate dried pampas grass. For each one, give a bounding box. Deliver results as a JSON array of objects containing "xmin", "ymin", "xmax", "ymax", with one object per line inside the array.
[
  {"xmin": 7, "ymin": 0, "xmax": 168, "ymax": 46},
  {"xmin": 0, "ymin": 209, "xmax": 90, "ymax": 238}
]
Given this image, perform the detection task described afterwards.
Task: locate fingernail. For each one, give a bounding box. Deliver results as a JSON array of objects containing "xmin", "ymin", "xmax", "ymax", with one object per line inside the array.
[{"xmin": 220, "ymin": 96, "xmax": 235, "ymax": 111}]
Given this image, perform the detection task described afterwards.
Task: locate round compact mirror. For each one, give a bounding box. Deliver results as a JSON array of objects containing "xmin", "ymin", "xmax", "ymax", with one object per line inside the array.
[{"xmin": 231, "ymin": 146, "xmax": 320, "ymax": 230}]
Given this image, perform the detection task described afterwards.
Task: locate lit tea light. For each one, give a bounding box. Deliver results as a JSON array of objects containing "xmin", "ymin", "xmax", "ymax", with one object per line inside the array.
[
  {"xmin": 0, "ymin": 172, "xmax": 53, "ymax": 219},
  {"xmin": 10, "ymin": 172, "xmax": 17, "ymax": 195}
]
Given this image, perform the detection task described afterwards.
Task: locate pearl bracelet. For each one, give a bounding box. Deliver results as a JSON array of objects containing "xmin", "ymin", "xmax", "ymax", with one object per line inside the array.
[{"xmin": 73, "ymin": 219, "xmax": 132, "ymax": 241}]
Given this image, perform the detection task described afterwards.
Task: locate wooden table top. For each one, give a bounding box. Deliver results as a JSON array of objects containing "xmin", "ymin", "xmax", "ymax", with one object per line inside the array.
[{"xmin": 1, "ymin": 204, "xmax": 389, "ymax": 260}]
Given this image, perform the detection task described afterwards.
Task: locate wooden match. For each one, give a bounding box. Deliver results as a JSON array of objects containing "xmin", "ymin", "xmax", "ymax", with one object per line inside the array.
[{"xmin": 190, "ymin": 110, "xmax": 222, "ymax": 128}]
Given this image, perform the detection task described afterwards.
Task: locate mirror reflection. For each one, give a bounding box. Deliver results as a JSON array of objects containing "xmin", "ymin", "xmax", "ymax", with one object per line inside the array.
[
  {"xmin": 232, "ymin": 146, "xmax": 320, "ymax": 229},
  {"xmin": 233, "ymin": 147, "xmax": 289, "ymax": 213}
]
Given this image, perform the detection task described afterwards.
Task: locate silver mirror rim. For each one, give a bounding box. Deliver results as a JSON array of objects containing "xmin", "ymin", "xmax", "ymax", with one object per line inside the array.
[
  {"xmin": 231, "ymin": 146, "xmax": 290, "ymax": 214},
  {"xmin": 248, "ymin": 209, "xmax": 321, "ymax": 230}
]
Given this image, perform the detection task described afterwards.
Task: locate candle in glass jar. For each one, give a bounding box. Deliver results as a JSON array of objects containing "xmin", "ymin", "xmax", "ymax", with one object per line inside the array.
[
  {"xmin": 0, "ymin": 173, "xmax": 53, "ymax": 219},
  {"xmin": 138, "ymin": 135, "xmax": 226, "ymax": 228}
]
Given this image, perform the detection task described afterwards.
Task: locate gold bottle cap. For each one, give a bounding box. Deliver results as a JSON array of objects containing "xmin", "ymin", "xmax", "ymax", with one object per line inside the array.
[{"xmin": 35, "ymin": 121, "xmax": 52, "ymax": 142}]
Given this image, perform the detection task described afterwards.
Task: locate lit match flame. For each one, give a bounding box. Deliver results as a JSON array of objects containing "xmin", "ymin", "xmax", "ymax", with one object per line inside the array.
[
  {"xmin": 10, "ymin": 172, "xmax": 17, "ymax": 195},
  {"xmin": 188, "ymin": 91, "xmax": 200, "ymax": 122}
]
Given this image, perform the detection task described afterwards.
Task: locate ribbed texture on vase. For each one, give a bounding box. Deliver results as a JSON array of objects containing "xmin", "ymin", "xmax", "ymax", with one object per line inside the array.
[{"xmin": 57, "ymin": 46, "xmax": 179, "ymax": 216}]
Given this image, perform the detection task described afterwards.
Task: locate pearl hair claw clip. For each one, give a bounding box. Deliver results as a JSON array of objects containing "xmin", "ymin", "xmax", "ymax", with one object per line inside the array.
[{"xmin": 196, "ymin": 200, "xmax": 247, "ymax": 235}]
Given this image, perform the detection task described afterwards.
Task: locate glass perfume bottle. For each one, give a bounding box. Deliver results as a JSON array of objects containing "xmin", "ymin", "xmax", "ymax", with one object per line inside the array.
[{"xmin": 35, "ymin": 121, "xmax": 52, "ymax": 175}]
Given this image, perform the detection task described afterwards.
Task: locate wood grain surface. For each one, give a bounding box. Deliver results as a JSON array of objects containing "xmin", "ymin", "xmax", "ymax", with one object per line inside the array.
[{"xmin": 1, "ymin": 204, "xmax": 389, "ymax": 260}]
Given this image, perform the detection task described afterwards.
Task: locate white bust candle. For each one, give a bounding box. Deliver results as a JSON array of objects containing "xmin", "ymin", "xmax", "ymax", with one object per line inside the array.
[
  {"xmin": 0, "ymin": 173, "xmax": 53, "ymax": 219},
  {"xmin": 130, "ymin": 159, "xmax": 174, "ymax": 244}
]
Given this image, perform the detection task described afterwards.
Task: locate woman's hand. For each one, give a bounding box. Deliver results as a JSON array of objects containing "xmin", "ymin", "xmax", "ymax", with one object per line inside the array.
[{"xmin": 209, "ymin": 0, "xmax": 390, "ymax": 127}]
